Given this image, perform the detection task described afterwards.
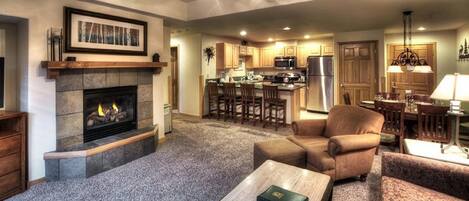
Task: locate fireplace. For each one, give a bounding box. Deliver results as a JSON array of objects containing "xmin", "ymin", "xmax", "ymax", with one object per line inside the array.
[{"xmin": 83, "ymin": 86, "xmax": 137, "ymax": 142}]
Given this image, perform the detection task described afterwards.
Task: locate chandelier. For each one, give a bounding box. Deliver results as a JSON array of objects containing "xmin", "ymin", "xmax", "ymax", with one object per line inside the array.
[{"xmin": 388, "ymin": 11, "xmax": 432, "ymax": 73}]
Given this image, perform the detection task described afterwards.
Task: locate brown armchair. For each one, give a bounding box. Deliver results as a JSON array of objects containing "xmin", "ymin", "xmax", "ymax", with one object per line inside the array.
[{"xmin": 289, "ymin": 105, "xmax": 384, "ymax": 181}]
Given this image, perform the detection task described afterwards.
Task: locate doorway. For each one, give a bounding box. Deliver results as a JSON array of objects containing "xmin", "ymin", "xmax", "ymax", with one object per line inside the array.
[
  {"xmin": 170, "ymin": 47, "xmax": 179, "ymax": 110},
  {"xmin": 338, "ymin": 41, "xmax": 379, "ymax": 106},
  {"xmin": 387, "ymin": 43, "xmax": 436, "ymax": 96}
]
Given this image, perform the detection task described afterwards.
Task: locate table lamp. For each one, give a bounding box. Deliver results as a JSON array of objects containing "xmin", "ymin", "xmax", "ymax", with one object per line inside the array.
[
  {"xmin": 430, "ymin": 73, "xmax": 469, "ymax": 114},
  {"xmin": 430, "ymin": 73, "xmax": 469, "ymax": 157}
]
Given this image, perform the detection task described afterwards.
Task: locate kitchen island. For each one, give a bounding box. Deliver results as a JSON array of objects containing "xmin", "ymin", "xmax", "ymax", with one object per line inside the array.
[{"xmin": 209, "ymin": 82, "xmax": 304, "ymax": 124}]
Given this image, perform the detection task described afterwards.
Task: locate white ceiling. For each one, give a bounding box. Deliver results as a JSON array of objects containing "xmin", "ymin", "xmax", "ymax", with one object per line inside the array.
[{"xmin": 170, "ymin": 0, "xmax": 469, "ymax": 42}]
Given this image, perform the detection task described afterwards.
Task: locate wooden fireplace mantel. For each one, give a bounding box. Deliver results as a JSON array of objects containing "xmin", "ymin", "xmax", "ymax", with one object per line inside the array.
[{"xmin": 41, "ymin": 61, "xmax": 168, "ymax": 79}]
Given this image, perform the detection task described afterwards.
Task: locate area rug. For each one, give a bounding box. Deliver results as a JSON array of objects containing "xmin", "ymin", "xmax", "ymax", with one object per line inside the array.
[{"xmin": 10, "ymin": 115, "xmax": 384, "ymax": 201}]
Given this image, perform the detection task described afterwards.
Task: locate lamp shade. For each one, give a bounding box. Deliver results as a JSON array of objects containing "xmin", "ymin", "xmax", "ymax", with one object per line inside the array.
[
  {"xmin": 430, "ymin": 73, "xmax": 469, "ymax": 101},
  {"xmin": 387, "ymin": 65, "xmax": 403, "ymax": 73}
]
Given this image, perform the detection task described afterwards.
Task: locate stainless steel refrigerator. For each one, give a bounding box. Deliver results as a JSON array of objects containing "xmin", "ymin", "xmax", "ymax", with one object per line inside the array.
[{"xmin": 306, "ymin": 56, "xmax": 334, "ymax": 113}]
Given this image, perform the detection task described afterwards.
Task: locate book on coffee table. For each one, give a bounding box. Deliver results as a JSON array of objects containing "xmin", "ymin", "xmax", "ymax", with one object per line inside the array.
[{"xmin": 257, "ymin": 185, "xmax": 309, "ymax": 201}]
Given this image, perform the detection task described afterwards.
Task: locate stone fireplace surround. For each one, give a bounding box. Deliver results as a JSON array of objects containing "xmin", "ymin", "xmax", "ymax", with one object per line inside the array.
[
  {"xmin": 56, "ymin": 68, "xmax": 154, "ymax": 150},
  {"xmin": 44, "ymin": 68, "xmax": 157, "ymax": 181}
]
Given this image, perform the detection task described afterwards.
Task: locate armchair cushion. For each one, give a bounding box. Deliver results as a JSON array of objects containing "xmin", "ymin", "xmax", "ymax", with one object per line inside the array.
[
  {"xmin": 291, "ymin": 119, "xmax": 326, "ymax": 136},
  {"xmin": 287, "ymin": 135, "xmax": 329, "ymax": 149},
  {"xmin": 304, "ymin": 144, "xmax": 335, "ymax": 172},
  {"xmin": 328, "ymin": 134, "xmax": 380, "ymax": 156}
]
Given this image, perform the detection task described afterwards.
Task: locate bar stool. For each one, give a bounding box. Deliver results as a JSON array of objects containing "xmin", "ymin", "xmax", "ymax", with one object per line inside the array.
[
  {"xmin": 240, "ymin": 83, "xmax": 263, "ymax": 125},
  {"xmin": 262, "ymin": 85, "xmax": 287, "ymax": 131},
  {"xmin": 207, "ymin": 82, "xmax": 224, "ymax": 119},
  {"xmin": 223, "ymin": 83, "xmax": 241, "ymax": 122}
]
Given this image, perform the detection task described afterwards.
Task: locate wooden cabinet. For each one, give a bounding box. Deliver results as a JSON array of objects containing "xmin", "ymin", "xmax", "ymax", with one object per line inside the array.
[
  {"xmin": 297, "ymin": 46, "xmax": 309, "ymax": 68},
  {"xmin": 300, "ymin": 87, "xmax": 306, "ymax": 109},
  {"xmin": 247, "ymin": 47, "xmax": 254, "ymax": 56},
  {"xmin": 0, "ymin": 112, "xmax": 27, "ymax": 200},
  {"xmin": 260, "ymin": 47, "xmax": 274, "ymax": 68},
  {"xmin": 246, "ymin": 47, "xmax": 260, "ymax": 69},
  {"xmin": 233, "ymin": 45, "xmax": 240, "ymax": 68},
  {"xmin": 296, "ymin": 45, "xmax": 321, "ymax": 68},
  {"xmin": 321, "ymin": 42, "xmax": 334, "ymax": 56},
  {"xmin": 239, "ymin": 46, "xmax": 247, "ymax": 56},
  {"xmin": 284, "ymin": 46, "xmax": 297, "ymax": 57},
  {"xmin": 275, "ymin": 47, "xmax": 284, "ymax": 56},
  {"xmin": 216, "ymin": 43, "xmax": 241, "ymax": 69}
]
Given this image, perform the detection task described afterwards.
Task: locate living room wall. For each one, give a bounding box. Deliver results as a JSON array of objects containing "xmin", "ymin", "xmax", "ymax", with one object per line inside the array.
[{"xmin": 0, "ymin": 0, "xmax": 168, "ymax": 181}]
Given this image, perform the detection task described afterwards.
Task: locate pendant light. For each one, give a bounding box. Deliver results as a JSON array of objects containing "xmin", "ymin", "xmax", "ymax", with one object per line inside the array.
[{"xmin": 388, "ymin": 11, "xmax": 432, "ymax": 73}]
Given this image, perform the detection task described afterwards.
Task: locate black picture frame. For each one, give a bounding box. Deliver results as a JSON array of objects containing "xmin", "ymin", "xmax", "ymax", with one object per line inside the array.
[{"xmin": 64, "ymin": 7, "xmax": 148, "ymax": 56}]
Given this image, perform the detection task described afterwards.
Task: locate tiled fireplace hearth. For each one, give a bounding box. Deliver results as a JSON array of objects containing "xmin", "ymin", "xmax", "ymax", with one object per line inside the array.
[{"xmin": 45, "ymin": 68, "xmax": 158, "ymax": 181}]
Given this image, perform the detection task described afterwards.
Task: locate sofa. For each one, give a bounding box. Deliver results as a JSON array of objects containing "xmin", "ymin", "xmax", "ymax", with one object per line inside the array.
[
  {"xmin": 382, "ymin": 152, "xmax": 469, "ymax": 201},
  {"xmin": 288, "ymin": 105, "xmax": 384, "ymax": 181}
]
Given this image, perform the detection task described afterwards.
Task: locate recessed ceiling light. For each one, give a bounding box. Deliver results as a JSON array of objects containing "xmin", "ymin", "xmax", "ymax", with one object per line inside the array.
[
  {"xmin": 417, "ymin": 26, "xmax": 426, "ymax": 31},
  {"xmin": 240, "ymin": 30, "xmax": 247, "ymax": 36},
  {"xmin": 283, "ymin": 27, "xmax": 291, "ymax": 31},
  {"xmin": 304, "ymin": 35, "xmax": 310, "ymax": 39},
  {"xmin": 268, "ymin": 38, "xmax": 274, "ymax": 42}
]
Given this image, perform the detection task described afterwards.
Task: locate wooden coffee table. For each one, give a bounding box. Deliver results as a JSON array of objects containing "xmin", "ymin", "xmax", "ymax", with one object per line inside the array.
[{"xmin": 221, "ymin": 160, "xmax": 333, "ymax": 201}]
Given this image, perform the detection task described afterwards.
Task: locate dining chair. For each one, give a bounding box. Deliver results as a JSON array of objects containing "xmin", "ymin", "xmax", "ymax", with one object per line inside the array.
[
  {"xmin": 207, "ymin": 82, "xmax": 224, "ymax": 119},
  {"xmin": 375, "ymin": 101, "xmax": 406, "ymax": 153},
  {"xmin": 223, "ymin": 83, "xmax": 241, "ymax": 122},
  {"xmin": 417, "ymin": 104, "xmax": 451, "ymax": 143},
  {"xmin": 343, "ymin": 92, "xmax": 351, "ymax": 105},
  {"xmin": 240, "ymin": 83, "xmax": 263, "ymax": 125},
  {"xmin": 262, "ymin": 85, "xmax": 286, "ymax": 131}
]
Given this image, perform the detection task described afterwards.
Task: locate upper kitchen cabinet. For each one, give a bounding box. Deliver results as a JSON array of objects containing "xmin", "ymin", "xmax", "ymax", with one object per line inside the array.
[
  {"xmin": 233, "ymin": 44, "xmax": 240, "ymax": 68},
  {"xmin": 260, "ymin": 47, "xmax": 274, "ymax": 68},
  {"xmin": 296, "ymin": 44, "xmax": 321, "ymax": 68},
  {"xmin": 216, "ymin": 43, "xmax": 239, "ymax": 69},
  {"xmin": 245, "ymin": 47, "xmax": 260, "ymax": 69},
  {"xmin": 284, "ymin": 46, "xmax": 297, "ymax": 56},
  {"xmin": 321, "ymin": 42, "xmax": 334, "ymax": 56},
  {"xmin": 275, "ymin": 47, "xmax": 285, "ymax": 56},
  {"xmin": 274, "ymin": 46, "xmax": 297, "ymax": 57}
]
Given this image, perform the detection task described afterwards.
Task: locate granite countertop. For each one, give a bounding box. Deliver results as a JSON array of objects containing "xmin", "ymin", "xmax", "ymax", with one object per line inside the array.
[{"xmin": 217, "ymin": 81, "xmax": 305, "ymax": 91}]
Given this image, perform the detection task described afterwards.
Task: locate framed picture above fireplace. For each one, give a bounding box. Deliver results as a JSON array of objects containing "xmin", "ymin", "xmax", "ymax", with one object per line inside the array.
[{"xmin": 64, "ymin": 7, "xmax": 148, "ymax": 55}]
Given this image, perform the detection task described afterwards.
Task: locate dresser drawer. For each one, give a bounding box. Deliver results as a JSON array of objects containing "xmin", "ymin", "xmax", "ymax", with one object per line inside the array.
[
  {"xmin": 0, "ymin": 135, "xmax": 21, "ymax": 158},
  {"xmin": 0, "ymin": 171, "xmax": 20, "ymax": 195},
  {"xmin": 0, "ymin": 153, "xmax": 20, "ymax": 176}
]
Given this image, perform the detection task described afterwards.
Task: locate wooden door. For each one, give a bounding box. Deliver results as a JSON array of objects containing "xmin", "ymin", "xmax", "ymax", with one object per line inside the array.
[
  {"xmin": 387, "ymin": 44, "xmax": 436, "ymax": 96},
  {"xmin": 232, "ymin": 45, "xmax": 240, "ymax": 68},
  {"xmin": 339, "ymin": 41, "xmax": 378, "ymax": 106},
  {"xmin": 285, "ymin": 46, "xmax": 297, "ymax": 56},
  {"xmin": 170, "ymin": 47, "xmax": 179, "ymax": 109},
  {"xmin": 260, "ymin": 47, "xmax": 274, "ymax": 67}
]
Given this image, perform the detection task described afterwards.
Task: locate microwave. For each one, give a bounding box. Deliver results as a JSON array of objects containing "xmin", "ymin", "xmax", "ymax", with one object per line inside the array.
[{"xmin": 274, "ymin": 56, "xmax": 297, "ymax": 69}]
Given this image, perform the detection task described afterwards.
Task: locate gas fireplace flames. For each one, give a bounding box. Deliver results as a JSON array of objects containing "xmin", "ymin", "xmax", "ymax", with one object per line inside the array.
[{"xmin": 87, "ymin": 101, "xmax": 128, "ymax": 127}]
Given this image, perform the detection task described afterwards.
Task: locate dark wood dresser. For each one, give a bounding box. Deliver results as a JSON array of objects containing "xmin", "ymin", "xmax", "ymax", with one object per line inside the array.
[{"xmin": 0, "ymin": 111, "xmax": 27, "ymax": 200}]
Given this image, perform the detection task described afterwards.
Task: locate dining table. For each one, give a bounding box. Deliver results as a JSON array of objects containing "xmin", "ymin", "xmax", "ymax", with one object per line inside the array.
[
  {"xmin": 359, "ymin": 100, "xmax": 423, "ymax": 121},
  {"xmin": 359, "ymin": 100, "xmax": 469, "ymax": 124}
]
